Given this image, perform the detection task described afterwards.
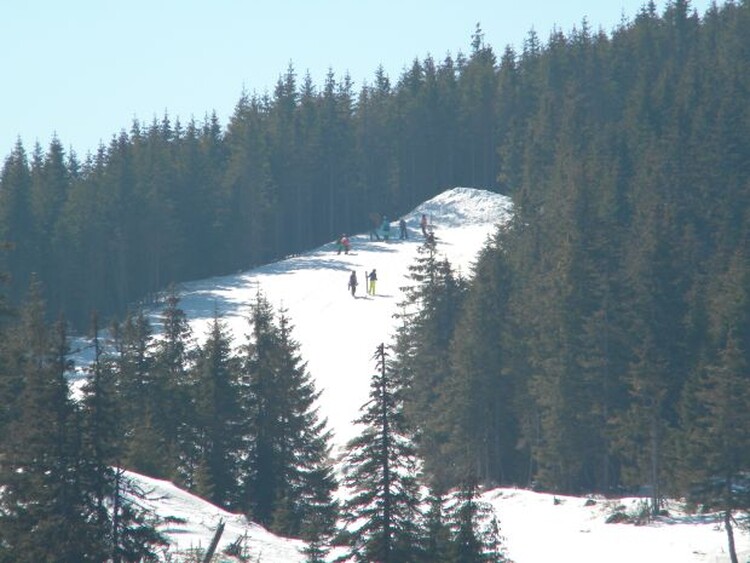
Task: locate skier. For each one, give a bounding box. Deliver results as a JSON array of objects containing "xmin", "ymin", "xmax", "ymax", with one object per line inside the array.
[
  {"xmin": 420, "ymin": 214, "xmax": 428, "ymax": 237},
  {"xmin": 367, "ymin": 268, "xmax": 377, "ymax": 295},
  {"xmin": 380, "ymin": 216, "xmax": 391, "ymax": 241},
  {"xmin": 337, "ymin": 234, "xmax": 351, "ymax": 255},
  {"xmin": 348, "ymin": 270, "xmax": 358, "ymax": 297},
  {"xmin": 399, "ymin": 218, "xmax": 407, "ymax": 240}
]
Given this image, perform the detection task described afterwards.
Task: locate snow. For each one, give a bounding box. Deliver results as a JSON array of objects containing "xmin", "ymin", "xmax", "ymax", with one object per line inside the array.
[
  {"xmin": 124, "ymin": 471, "xmax": 307, "ymax": 562},
  {"xmin": 78, "ymin": 187, "xmax": 748, "ymax": 562}
]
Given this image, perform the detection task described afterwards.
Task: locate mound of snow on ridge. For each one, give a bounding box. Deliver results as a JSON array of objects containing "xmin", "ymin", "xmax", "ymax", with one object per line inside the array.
[{"xmin": 415, "ymin": 186, "xmax": 513, "ymax": 228}]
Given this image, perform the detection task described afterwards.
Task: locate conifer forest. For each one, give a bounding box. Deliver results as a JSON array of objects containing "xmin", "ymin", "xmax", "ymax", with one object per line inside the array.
[{"xmin": 1, "ymin": 1, "xmax": 749, "ymax": 561}]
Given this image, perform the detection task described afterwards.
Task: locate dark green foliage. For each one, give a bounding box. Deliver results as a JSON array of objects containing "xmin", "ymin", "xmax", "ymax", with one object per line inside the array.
[
  {"xmin": 443, "ymin": 227, "xmax": 524, "ymax": 487},
  {"xmin": 185, "ymin": 314, "xmax": 242, "ymax": 507},
  {"xmin": 1, "ymin": 5, "xmax": 749, "ymax": 558},
  {"xmin": 341, "ymin": 344, "xmax": 423, "ymax": 563},
  {"xmin": 0, "ymin": 283, "xmax": 95, "ymax": 562},
  {"xmin": 0, "ymin": 282, "xmax": 163, "ymax": 562},
  {"xmin": 447, "ymin": 479, "xmax": 507, "ymax": 563},
  {"xmin": 677, "ymin": 248, "xmax": 750, "ymax": 563},
  {"xmin": 238, "ymin": 294, "xmax": 338, "ymax": 537},
  {"xmin": 0, "ymin": 24, "xmax": 510, "ymax": 329},
  {"xmin": 421, "ymin": 489, "xmax": 453, "ymax": 562},
  {"xmin": 394, "ymin": 235, "xmax": 468, "ymax": 488},
  {"xmin": 386, "ymin": 1, "xmax": 750, "ymax": 504}
]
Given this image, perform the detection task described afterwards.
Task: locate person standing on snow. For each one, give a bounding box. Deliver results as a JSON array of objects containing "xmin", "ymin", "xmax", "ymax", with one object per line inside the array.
[
  {"xmin": 348, "ymin": 270, "xmax": 358, "ymax": 297},
  {"xmin": 337, "ymin": 234, "xmax": 351, "ymax": 255},
  {"xmin": 420, "ymin": 214, "xmax": 428, "ymax": 237},
  {"xmin": 367, "ymin": 269, "xmax": 377, "ymax": 295},
  {"xmin": 380, "ymin": 216, "xmax": 391, "ymax": 241},
  {"xmin": 399, "ymin": 218, "xmax": 407, "ymax": 240}
]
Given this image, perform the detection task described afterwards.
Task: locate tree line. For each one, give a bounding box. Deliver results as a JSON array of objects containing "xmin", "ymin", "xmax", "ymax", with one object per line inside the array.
[
  {"xmin": 1, "ymin": 0, "xmax": 749, "ymax": 560},
  {"xmin": 0, "ymin": 274, "xmax": 509, "ymax": 562},
  {"xmin": 386, "ymin": 2, "xmax": 749, "ymax": 560},
  {"xmin": 0, "ymin": 23, "xmax": 499, "ymax": 330}
]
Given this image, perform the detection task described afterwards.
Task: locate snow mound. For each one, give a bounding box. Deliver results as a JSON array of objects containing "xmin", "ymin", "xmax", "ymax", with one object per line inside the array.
[
  {"xmin": 126, "ymin": 471, "xmax": 307, "ymax": 562},
  {"xmin": 410, "ymin": 186, "xmax": 513, "ymax": 229}
]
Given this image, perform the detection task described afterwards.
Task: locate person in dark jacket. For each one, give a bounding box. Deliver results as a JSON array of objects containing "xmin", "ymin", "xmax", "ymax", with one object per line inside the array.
[{"xmin": 348, "ymin": 270, "xmax": 358, "ymax": 297}]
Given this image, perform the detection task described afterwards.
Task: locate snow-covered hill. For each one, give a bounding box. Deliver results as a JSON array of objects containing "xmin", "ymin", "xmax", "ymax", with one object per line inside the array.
[
  {"xmin": 156, "ymin": 186, "xmax": 512, "ymax": 452},
  {"xmin": 89, "ymin": 187, "xmax": 748, "ymax": 562}
]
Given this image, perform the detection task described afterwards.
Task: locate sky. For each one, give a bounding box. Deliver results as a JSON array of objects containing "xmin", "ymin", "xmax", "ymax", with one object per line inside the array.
[
  {"xmin": 1, "ymin": 0, "xmax": 717, "ymax": 160},
  {"xmin": 91, "ymin": 187, "xmax": 748, "ymax": 562}
]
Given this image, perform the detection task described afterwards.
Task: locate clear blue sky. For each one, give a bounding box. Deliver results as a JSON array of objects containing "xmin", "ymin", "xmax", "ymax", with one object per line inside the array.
[{"xmin": 2, "ymin": 0, "xmax": 715, "ymax": 159}]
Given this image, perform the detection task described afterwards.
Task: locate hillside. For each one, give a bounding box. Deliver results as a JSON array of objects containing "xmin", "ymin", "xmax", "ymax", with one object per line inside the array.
[{"xmin": 115, "ymin": 187, "xmax": 748, "ymax": 562}]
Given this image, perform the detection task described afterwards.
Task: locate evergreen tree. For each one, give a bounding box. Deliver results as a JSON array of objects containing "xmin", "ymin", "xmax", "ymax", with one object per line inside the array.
[
  {"xmin": 151, "ymin": 287, "xmax": 194, "ymax": 481},
  {"xmin": 341, "ymin": 343, "xmax": 423, "ymax": 562},
  {"xmin": 78, "ymin": 312, "xmax": 165, "ymax": 562},
  {"xmin": 188, "ymin": 313, "xmax": 243, "ymax": 507},
  {"xmin": 678, "ymin": 249, "xmax": 750, "ymax": 563},
  {"xmin": 393, "ymin": 234, "xmax": 467, "ymax": 488},
  {"xmin": 447, "ymin": 478, "xmax": 507, "ymax": 562},
  {"xmin": 421, "ymin": 488, "xmax": 453, "ymax": 563},
  {"xmin": 239, "ymin": 294, "xmax": 337, "ymax": 536},
  {"xmin": 0, "ymin": 282, "xmax": 99, "ymax": 561},
  {"xmin": 0, "ymin": 140, "xmax": 34, "ymax": 304},
  {"xmin": 78, "ymin": 313, "xmax": 122, "ymax": 552},
  {"xmin": 443, "ymin": 227, "xmax": 523, "ymax": 486}
]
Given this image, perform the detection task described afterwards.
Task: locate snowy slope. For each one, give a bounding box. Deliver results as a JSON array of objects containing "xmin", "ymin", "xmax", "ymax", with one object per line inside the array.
[
  {"xmin": 163, "ymin": 186, "xmax": 512, "ymax": 452},
  {"xmin": 125, "ymin": 471, "xmax": 307, "ymax": 562},
  {"xmin": 86, "ymin": 187, "xmax": 748, "ymax": 562}
]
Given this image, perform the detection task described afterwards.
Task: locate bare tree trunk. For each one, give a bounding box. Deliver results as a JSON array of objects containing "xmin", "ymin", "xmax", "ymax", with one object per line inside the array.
[
  {"xmin": 203, "ymin": 519, "xmax": 225, "ymax": 563},
  {"xmin": 724, "ymin": 510, "xmax": 739, "ymax": 563},
  {"xmin": 650, "ymin": 412, "xmax": 661, "ymax": 516}
]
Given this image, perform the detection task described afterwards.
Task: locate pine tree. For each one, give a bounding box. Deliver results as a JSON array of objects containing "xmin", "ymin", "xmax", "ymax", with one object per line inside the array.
[
  {"xmin": 238, "ymin": 294, "xmax": 337, "ymax": 535},
  {"xmin": 78, "ymin": 312, "xmax": 123, "ymax": 556},
  {"xmin": 678, "ymin": 249, "xmax": 750, "ymax": 563},
  {"xmin": 0, "ymin": 281, "xmax": 99, "ymax": 561},
  {"xmin": 443, "ymin": 227, "xmax": 522, "ymax": 486},
  {"xmin": 151, "ymin": 287, "xmax": 194, "ymax": 481},
  {"xmin": 188, "ymin": 313, "xmax": 243, "ymax": 507},
  {"xmin": 78, "ymin": 312, "xmax": 166, "ymax": 562},
  {"xmin": 272, "ymin": 309, "xmax": 338, "ymax": 539},
  {"xmin": 341, "ymin": 343, "xmax": 423, "ymax": 562},
  {"xmin": 393, "ymin": 234, "xmax": 467, "ymax": 488},
  {"xmin": 447, "ymin": 478, "xmax": 507, "ymax": 562},
  {"xmin": 421, "ymin": 488, "xmax": 453, "ymax": 562}
]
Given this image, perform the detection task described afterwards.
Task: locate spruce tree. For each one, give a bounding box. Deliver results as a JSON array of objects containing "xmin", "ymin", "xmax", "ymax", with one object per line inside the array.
[
  {"xmin": 678, "ymin": 250, "xmax": 750, "ymax": 563},
  {"xmin": 341, "ymin": 343, "xmax": 423, "ymax": 563},
  {"xmin": 239, "ymin": 294, "xmax": 337, "ymax": 536},
  {"xmin": 188, "ymin": 313, "xmax": 243, "ymax": 507},
  {"xmin": 393, "ymin": 234, "xmax": 467, "ymax": 488},
  {"xmin": 0, "ymin": 282, "xmax": 98, "ymax": 561},
  {"xmin": 447, "ymin": 478, "xmax": 507, "ymax": 563},
  {"xmin": 151, "ymin": 287, "xmax": 194, "ymax": 481}
]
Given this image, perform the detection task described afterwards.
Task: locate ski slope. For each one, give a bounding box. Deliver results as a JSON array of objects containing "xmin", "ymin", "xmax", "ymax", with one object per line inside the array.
[
  {"xmin": 85, "ymin": 187, "xmax": 747, "ymax": 562},
  {"xmin": 162, "ymin": 186, "xmax": 512, "ymax": 452}
]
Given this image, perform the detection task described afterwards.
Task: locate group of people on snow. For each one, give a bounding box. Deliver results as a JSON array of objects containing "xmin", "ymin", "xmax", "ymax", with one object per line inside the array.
[
  {"xmin": 339, "ymin": 213, "xmax": 434, "ymax": 298},
  {"xmin": 362, "ymin": 213, "xmax": 431, "ymax": 244},
  {"xmin": 348, "ymin": 269, "xmax": 377, "ymax": 297},
  {"xmin": 369, "ymin": 215, "xmax": 392, "ymax": 241}
]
